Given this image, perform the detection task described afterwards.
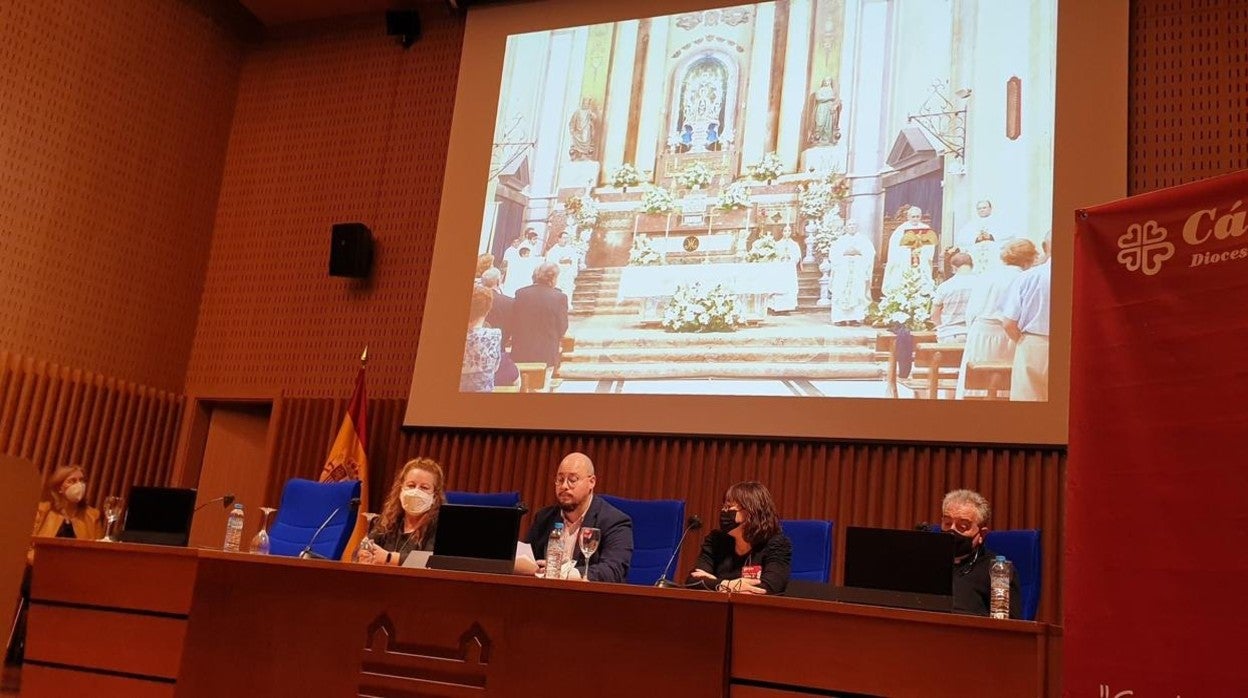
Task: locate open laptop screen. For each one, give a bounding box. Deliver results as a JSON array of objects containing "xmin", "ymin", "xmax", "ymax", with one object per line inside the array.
[
  {"xmin": 120, "ymin": 486, "xmax": 197, "ymax": 547},
  {"xmin": 431, "ymin": 504, "xmax": 523, "ymax": 567}
]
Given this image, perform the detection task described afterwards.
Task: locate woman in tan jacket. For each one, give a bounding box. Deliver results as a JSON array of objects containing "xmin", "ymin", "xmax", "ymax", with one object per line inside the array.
[{"xmin": 29, "ymin": 465, "xmax": 104, "ymax": 554}]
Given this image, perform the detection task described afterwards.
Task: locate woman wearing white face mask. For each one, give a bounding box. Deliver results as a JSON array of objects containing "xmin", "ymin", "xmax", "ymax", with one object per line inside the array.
[
  {"xmin": 356, "ymin": 458, "xmax": 445, "ymax": 566},
  {"xmin": 30, "ymin": 465, "xmax": 104, "ymax": 549}
]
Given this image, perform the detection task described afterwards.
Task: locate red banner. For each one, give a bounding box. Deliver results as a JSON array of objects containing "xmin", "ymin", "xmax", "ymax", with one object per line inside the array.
[{"xmin": 1069, "ymin": 170, "xmax": 1248, "ymax": 695}]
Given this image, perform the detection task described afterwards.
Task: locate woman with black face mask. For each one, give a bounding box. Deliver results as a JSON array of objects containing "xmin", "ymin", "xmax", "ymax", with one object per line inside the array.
[{"xmin": 688, "ymin": 481, "xmax": 792, "ymax": 595}]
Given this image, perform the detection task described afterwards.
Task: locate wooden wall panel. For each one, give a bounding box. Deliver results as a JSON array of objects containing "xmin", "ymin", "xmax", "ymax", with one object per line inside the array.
[
  {"xmin": 0, "ymin": 352, "xmax": 183, "ymax": 507},
  {"xmin": 1129, "ymin": 0, "xmax": 1248, "ymax": 194},
  {"xmin": 0, "ymin": 0, "xmax": 245, "ymax": 392},
  {"xmin": 266, "ymin": 397, "xmax": 1065, "ymax": 624},
  {"xmin": 184, "ymin": 10, "xmax": 463, "ymax": 399}
]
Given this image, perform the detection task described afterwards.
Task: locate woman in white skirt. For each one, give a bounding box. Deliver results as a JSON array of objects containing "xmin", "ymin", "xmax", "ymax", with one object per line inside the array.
[{"xmin": 955, "ymin": 238, "xmax": 1038, "ymax": 399}]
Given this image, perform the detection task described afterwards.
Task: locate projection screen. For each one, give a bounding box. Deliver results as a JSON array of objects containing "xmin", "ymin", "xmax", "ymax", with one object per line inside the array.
[{"xmin": 406, "ymin": 0, "xmax": 1127, "ymax": 444}]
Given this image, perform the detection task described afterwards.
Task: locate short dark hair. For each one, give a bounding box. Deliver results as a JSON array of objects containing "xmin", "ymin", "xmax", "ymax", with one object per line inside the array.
[{"xmin": 468, "ymin": 285, "xmax": 493, "ymax": 323}]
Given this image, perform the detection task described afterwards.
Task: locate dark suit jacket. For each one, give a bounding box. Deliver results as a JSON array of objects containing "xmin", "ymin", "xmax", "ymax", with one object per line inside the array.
[
  {"xmin": 510, "ymin": 283, "xmax": 568, "ymax": 366},
  {"xmin": 524, "ymin": 495, "xmax": 633, "ymax": 583},
  {"xmin": 485, "ymin": 289, "xmax": 513, "ymax": 347}
]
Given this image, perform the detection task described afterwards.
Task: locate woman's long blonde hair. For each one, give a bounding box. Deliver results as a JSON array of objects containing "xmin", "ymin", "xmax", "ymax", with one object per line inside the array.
[
  {"xmin": 376, "ymin": 458, "xmax": 446, "ymax": 538},
  {"xmin": 45, "ymin": 464, "xmax": 88, "ymax": 514}
]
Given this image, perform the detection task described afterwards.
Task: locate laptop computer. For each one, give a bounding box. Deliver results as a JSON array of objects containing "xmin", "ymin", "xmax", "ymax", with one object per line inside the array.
[
  {"xmin": 118, "ymin": 486, "xmax": 198, "ymax": 547},
  {"xmin": 426, "ymin": 503, "xmax": 524, "ymax": 575},
  {"xmin": 837, "ymin": 526, "xmax": 955, "ymax": 612}
]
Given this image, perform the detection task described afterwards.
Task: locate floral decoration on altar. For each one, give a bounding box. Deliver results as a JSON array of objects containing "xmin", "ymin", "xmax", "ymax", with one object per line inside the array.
[
  {"xmin": 674, "ymin": 162, "xmax": 714, "ymax": 190},
  {"xmin": 869, "ymin": 266, "xmax": 935, "ymax": 331},
  {"xmin": 628, "ymin": 234, "xmax": 663, "ymax": 266},
  {"xmin": 746, "ymin": 152, "xmax": 785, "ymax": 184},
  {"xmin": 715, "ymin": 181, "xmax": 752, "ymax": 211},
  {"xmin": 564, "ymin": 194, "xmax": 600, "ymax": 230},
  {"xmin": 611, "ymin": 163, "xmax": 643, "ymax": 190},
  {"xmin": 745, "ymin": 232, "xmax": 780, "ymax": 263},
  {"xmin": 640, "ymin": 186, "xmax": 677, "ymax": 213},
  {"xmin": 798, "ymin": 172, "xmax": 851, "ymax": 219},
  {"xmin": 661, "ymin": 281, "xmax": 744, "ymax": 333}
]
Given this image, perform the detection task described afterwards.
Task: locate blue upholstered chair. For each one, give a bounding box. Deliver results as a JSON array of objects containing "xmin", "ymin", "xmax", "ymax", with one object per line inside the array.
[
  {"xmin": 445, "ymin": 491, "xmax": 522, "ymax": 508},
  {"xmin": 599, "ymin": 495, "xmax": 685, "ymax": 586},
  {"xmin": 268, "ymin": 478, "xmax": 361, "ymax": 560},
  {"xmin": 780, "ymin": 519, "xmax": 835, "ymax": 583},
  {"xmin": 984, "ymin": 529, "xmax": 1043, "ymax": 621}
]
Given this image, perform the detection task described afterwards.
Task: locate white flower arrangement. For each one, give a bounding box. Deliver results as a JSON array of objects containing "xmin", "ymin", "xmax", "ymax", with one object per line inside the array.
[
  {"xmin": 675, "ymin": 162, "xmax": 714, "ymax": 189},
  {"xmin": 565, "ymin": 195, "xmax": 600, "ymax": 229},
  {"xmin": 628, "ymin": 235, "xmax": 663, "ymax": 266},
  {"xmin": 745, "ymin": 232, "xmax": 781, "ymax": 263},
  {"xmin": 661, "ymin": 281, "xmax": 744, "ymax": 333},
  {"xmin": 869, "ymin": 267, "xmax": 935, "ymax": 331},
  {"xmin": 611, "ymin": 163, "xmax": 643, "ymax": 189},
  {"xmin": 640, "ymin": 187, "xmax": 677, "ymax": 214},
  {"xmin": 798, "ymin": 173, "xmax": 852, "ymax": 218},
  {"xmin": 715, "ymin": 181, "xmax": 752, "ymax": 211},
  {"xmin": 747, "ymin": 152, "xmax": 785, "ymax": 183}
]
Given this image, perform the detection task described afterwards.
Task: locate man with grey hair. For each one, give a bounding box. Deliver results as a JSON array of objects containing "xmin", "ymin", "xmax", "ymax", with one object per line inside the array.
[
  {"xmin": 941, "ymin": 488, "xmax": 1021, "ymax": 618},
  {"xmin": 510, "ymin": 262, "xmax": 569, "ymax": 368},
  {"xmin": 518, "ymin": 452, "xmax": 633, "ymax": 583}
]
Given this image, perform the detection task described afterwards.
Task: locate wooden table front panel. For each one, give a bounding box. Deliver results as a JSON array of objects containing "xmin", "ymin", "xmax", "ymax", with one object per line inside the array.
[
  {"xmin": 731, "ymin": 596, "xmax": 1051, "ymax": 698},
  {"xmin": 175, "ymin": 552, "xmax": 731, "ymax": 697}
]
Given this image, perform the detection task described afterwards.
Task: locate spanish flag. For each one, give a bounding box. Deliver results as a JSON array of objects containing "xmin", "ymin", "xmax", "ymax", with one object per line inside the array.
[{"xmin": 318, "ymin": 348, "xmax": 369, "ymax": 560}]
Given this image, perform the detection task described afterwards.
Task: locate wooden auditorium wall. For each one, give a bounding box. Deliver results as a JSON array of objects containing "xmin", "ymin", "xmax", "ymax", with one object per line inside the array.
[{"xmin": 0, "ymin": 1, "xmax": 243, "ymax": 493}]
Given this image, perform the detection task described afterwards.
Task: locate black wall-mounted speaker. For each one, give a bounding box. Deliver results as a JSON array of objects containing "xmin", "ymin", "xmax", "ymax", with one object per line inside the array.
[
  {"xmin": 385, "ymin": 9, "xmax": 422, "ymax": 48},
  {"xmin": 330, "ymin": 223, "xmax": 374, "ymax": 278}
]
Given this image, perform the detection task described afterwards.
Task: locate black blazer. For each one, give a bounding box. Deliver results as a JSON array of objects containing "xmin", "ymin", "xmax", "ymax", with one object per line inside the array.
[
  {"xmin": 524, "ymin": 495, "xmax": 633, "ymax": 583},
  {"xmin": 510, "ymin": 283, "xmax": 568, "ymax": 366},
  {"xmin": 691, "ymin": 529, "xmax": 792, "ymax": 594}
]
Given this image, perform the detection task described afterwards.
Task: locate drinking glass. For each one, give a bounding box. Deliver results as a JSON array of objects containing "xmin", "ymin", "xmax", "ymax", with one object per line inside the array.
[
  {"xmin": 355, "ymin": 512, "xmax": 382, "ymax": 562},
  {"xmin": 102, "ymin": 496, "xmax": 123, "ymax": 542},
  {"xmin": 579, "ymin": 527, "xmax": 601, "ymax": 579},
  {"xmin": 249, "ymin": 507, "xmax": 277, "ymax": 554}
]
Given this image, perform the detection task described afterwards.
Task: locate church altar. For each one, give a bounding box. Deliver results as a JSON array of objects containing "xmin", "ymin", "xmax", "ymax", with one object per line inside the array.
[{"xmin": 617, "ymin": 261, "xmax": 796, "ymax": 323}]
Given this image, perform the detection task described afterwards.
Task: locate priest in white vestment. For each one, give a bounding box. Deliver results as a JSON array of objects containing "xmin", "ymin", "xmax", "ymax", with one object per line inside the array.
[
  {"xmin": 882, "ymin": 206, "xmax": 938, "ymax": 294},
  {"xmin": 501, "ymin": 247, "xmax": 539, "ymax": 297},
  {"xmin": 545, "ymin": 232, "xmax": 582, "ymax": 301},
  {"xmin": 828, "ymin": 221, "xmax": 876, "ymax": 325},
  {"xmin": 769, "ymin": 226, "xmax": 802, "ymax": 313},
  {"xmin": 954, "ymin": 200, "xmax": 1004, "ymax": 274},
  {"xmin": 501, "ymin": 236, "xmax": 524, "ymax": 286}
]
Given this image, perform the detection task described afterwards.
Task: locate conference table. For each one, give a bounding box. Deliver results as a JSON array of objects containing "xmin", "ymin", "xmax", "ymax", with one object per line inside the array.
[{"xmin": 22, "ymin": 538, "xmax": 1060, "ymax": 697}]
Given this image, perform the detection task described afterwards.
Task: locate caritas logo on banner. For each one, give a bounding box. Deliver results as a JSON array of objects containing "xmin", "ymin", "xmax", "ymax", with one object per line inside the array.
[{"xmin": 1114, "ymin": 200, "xmax": 1248, "ymax": 275}]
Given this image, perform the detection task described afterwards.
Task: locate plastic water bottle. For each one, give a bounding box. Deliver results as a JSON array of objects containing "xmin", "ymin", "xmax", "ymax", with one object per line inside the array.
[
  {"xmin": 223, "ymin": 503, "xmax": 245, "ymax": 552},
  {"xmin": 990, "ymin": 555, "xmax": 1012, "ymax": 619},
  {"xmin": 544, "ymin": 522, "xmax": 565, "ymax": 580}
]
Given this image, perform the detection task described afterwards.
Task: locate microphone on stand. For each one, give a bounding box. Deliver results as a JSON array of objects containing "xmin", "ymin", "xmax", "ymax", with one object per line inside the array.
[
  {"xmin": 195, "ymin": 493, "xmax": 236, "ymax": 512},
  {"xmin": 299, "ymin": 497, "xmax": 362, "ymax": 560},
  {"xmin": 654, "ymin": 515, "xmax": 703, "ymax": 588}
]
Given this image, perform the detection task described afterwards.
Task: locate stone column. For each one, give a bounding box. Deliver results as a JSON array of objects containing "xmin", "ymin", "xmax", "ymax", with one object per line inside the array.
[
  {"xmin": 531, "ymin": 30, "xmax": 575, "ymax": 234},
  {"xmin": 776, "ymin": 0, "xmax": 814, "ymax": 173},
  {"xmin": 841, "ymin": 0, "xmax": 891, "ymax": 251},
  {"xmin": 632, "ymin": 18, "xmax": 670, "ymax": 178},
  {"xmin": 740, "ymin": 3, "xmax": 776, "ymax": 172},
  {"xmin": 601, "ymin": 20, "xmax": 640, "ymax": 182}
]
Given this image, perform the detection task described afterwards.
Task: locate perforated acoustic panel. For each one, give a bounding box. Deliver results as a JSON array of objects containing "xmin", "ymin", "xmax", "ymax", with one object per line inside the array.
[
  {"xmin": 1129, "ymin": 0, "xmax": 1248, "ymax": 193},
  {"xmin": 185, "ymin": 12, "xmax": 463, "ymax": 399},
  {"xmin": 0, "ymin": 0, "xmax": 244, "ymax": 392}
]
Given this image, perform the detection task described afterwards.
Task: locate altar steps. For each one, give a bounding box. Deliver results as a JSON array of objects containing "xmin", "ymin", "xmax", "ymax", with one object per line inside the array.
[
  {"xmin": 570, "ymin": 265, "xmax": 826, "ymax": 316},
  {"xmin": 558, "ymin": 321, "xmax": 887, "ymax": 381},
  {"xmin": 557, "ymin": 361, "xmax": 885, "ymax": 381}
]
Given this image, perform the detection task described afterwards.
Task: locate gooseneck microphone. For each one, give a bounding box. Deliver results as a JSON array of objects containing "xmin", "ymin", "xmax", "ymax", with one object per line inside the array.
[
  {"xmin": 654, "ymin": 514, "xmax": 703, "ymax": 588},
  {"xmin": 299, "ymin": 497, "xmax": 362, "ymax": 560},
  {"xmin": 194, "ymin": 493, "xmax": 236, "ymax": 512}
]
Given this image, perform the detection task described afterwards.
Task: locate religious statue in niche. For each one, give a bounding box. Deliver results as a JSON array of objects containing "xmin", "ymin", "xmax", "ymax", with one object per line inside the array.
[
  {"xmin": 679, "ymin": 58, "xmax": 728, "ymax": 153},
  {"xmin": 568, "ymin": 98, "xmax": 600, "ymax": 161},
  {"xmin": 806, "ymin": 78, "xmax": 843, "ymax": 146}
]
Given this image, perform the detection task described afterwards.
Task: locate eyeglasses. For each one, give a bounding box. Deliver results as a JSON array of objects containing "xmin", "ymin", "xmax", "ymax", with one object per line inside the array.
[
  {"xmin": 941, "ymin": 515, "xmax": 980, "ymax": 534},
  {"xmin": 554, "ymin": 476, "xmax": 582, "ymax": 488}
]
